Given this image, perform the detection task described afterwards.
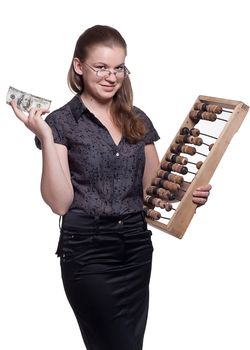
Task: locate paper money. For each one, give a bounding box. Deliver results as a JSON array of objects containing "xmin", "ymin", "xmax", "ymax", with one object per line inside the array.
[{"xmin": 6, "ymin": 86, "xmax": 51, "ymax": 112}]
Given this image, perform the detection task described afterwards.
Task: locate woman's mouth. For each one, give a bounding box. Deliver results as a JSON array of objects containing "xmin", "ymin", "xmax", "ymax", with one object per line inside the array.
[{"xmin": 101, "ymin": 85, "xmax": 116, "ymax": 92}]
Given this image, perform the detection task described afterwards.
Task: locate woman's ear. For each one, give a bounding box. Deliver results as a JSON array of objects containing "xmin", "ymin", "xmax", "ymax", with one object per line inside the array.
[{"xmin": 73, "ymin": 58, "xmax": 83, "ymax": 75}]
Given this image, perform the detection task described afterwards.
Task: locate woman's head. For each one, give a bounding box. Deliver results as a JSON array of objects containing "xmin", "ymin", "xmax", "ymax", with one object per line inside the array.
[
  {"xmin": 68, "ymin": 25, "xmax": 129, "ymax": 95},
  {"xmin": 68, "ymin": 25, "xmax": 145, "ymax": 143}
]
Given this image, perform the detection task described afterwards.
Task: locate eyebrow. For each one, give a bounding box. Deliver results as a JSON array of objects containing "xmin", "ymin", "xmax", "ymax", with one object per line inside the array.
[{"xmin": 93, "ymin": 62, "xmax": 125, "ymax": 67}]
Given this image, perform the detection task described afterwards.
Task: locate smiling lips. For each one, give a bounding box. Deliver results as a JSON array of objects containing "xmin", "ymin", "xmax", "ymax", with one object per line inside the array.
[{"xmin": 101, "ymin": 84, "xmax": 116, "ymax": 91}]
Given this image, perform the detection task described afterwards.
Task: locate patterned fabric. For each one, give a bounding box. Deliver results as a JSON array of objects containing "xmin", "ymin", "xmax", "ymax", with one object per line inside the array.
[{"xmin": 35, "ymin": 95, "xmax": 160, "ymax": 215}]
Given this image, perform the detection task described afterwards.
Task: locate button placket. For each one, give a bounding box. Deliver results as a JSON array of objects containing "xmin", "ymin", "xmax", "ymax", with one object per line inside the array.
[{"xmin": 112, "ymin": 145, "xmax": 123, "ymax": 211}]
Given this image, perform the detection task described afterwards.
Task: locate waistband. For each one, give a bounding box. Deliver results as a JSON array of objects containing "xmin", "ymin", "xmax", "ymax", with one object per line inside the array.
[{"xmin": 61, "ymin": 210, "xmax": 146, "ymax": 232}]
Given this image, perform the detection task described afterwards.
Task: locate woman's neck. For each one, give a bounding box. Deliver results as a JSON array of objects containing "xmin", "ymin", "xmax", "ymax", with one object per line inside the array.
[{"xmin": 81, "ymin": 93, "xmax": 112, "ymax": 118}]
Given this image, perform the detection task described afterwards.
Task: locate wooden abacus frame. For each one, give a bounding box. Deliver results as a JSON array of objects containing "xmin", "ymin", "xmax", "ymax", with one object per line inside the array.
[{"xmin": 146, "ymin": 95, "xmax": 249, "ymax": 239}]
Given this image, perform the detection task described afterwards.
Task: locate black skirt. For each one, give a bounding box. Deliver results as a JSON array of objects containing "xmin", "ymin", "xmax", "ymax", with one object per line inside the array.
[{"xmin": 56, "ymin": 210, "xmax": 153, "ymax": 350}]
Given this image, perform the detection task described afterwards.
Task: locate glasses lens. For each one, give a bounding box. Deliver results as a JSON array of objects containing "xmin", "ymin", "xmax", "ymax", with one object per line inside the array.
[
  {"xmin": 96, "ymin": 68, "xmax": 129, "ymax": 78},
  {"xmin": 97, "ymin": 69, "xmax": 110, "ymax": 78}
]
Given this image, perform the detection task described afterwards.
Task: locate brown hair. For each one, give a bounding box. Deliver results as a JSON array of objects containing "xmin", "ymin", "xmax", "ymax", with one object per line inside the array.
[{"xmin": 67, "ymin": 25, "xmax": 146, "ymax": 143}]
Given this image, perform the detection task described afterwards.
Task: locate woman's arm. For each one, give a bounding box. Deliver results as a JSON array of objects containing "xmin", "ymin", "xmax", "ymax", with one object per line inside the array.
[
  {"xmin": 40, "ymin": 139, "xmax": 74, "ymax": 215},
  {"xmin": 10, "ymin": 102, "xmax": 74, "ymax": 215},
  {"xmin": 143, "ymin": 143, "xmax": 160, "ymax": 193}
]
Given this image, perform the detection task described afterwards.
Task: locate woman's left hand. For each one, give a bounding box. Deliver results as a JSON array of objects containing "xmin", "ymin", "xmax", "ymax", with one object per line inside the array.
[{"xmin": 192, "ymin": 184, "xmax": 212, "ymax": 207}]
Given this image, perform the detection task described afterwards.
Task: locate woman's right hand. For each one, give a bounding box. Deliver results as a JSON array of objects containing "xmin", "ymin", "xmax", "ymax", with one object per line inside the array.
[{"xmin": 10, "ymin": 100, "xmax": 52, "ymax": 142}]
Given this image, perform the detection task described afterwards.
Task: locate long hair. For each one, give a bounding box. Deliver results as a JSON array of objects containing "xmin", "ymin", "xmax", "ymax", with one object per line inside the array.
[{"xmin": 67, "ymin": 25, "xmax": 146, "ymax": 143}]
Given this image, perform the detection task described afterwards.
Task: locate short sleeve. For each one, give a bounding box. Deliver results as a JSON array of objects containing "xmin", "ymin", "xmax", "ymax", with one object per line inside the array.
[
  {"xmin": 133, "ymin": 106, "xmax": 160, "ymax": 144},
  {"xmin": 34, "ymin": 109, "xmax": 68, "ymax": 150}
]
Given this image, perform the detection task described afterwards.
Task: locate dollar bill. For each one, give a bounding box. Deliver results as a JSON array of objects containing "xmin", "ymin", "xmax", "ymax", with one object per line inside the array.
[{"xmin": 6, "ymin": 86, "xmax": 51, "ymax": 112}]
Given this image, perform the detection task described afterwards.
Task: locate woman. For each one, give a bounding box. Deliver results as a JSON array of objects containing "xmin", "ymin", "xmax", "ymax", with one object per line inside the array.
[{"xmin": 10, "ymin": 25, "xmax": 211, "ymax": 350}]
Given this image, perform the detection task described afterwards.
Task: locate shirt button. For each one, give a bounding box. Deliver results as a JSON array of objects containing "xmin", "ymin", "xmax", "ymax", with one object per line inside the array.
[
  {"xmin": 115, "ymin": 152, "xmax": 119, "ymax": 157},
  {"xmin": 118, "ymin": 220, "xmax": 123, "ymax": 224}
]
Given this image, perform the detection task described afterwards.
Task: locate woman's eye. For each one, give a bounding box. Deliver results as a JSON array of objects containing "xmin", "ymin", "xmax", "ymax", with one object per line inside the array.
[{"xmin": 115, "ymin": 66, "xmax": 124, "ymax": 71}]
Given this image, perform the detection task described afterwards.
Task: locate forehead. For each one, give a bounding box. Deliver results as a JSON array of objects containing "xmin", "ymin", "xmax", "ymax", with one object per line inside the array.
[{"xmin": 87, "ymin": 45, "xmax": 126, "ymax": 64}]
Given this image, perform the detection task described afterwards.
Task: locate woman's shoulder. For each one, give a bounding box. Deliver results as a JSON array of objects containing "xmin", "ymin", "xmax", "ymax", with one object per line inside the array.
[
  {"xmin": 132, "ymin": 105, "xmax": 148, "ymax": 117},
  {"xmin": 132, "ymin": 105, "xmax": 155, "ymax": 127},
  {"xmin": 45, "ymin": 95, "xmax": 78, "ymax": 125},
  {"xmin": 132, "ymin": 105, "xmax": 160, "ymax": 142}
]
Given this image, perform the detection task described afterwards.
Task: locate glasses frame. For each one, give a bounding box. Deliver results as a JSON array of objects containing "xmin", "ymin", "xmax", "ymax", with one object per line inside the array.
[{"xmin": 84, "ymin": 62, "xmax": 130, "ymax": 79}]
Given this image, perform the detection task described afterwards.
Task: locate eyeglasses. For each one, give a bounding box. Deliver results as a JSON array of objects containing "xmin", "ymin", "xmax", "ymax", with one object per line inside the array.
[{"xmin": 84, "ymin": 62, "xmax": 130, "ymax": 79}]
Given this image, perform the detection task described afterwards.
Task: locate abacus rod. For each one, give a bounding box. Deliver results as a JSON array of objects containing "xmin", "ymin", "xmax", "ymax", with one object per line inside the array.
[
  {"xmin": 161, "ymin": 208, "xmax": 176, "ymax": 220},
  {"xmin": 217, "ymin": 117, "xmax": 228, "ymax": 122},
  {"xmin": 196, "ymin": 151, "xmax": 207, "ymax": 157},
  {"xmin": 179, "ymin": 188, "xmax": 186, "ymax": 192},
  {"xmin": 200, "ymin": 132, "xmax": 217, "ymax": 140}
]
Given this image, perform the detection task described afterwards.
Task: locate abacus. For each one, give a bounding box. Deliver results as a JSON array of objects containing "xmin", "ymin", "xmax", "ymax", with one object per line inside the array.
[{"xmin": 144, "ymin": 95, "xmax": 249, "ymax": 239}]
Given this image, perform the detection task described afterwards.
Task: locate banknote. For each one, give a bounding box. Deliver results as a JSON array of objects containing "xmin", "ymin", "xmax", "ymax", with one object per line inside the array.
[{"xmin": 6, "ymin": 86, "xmax": 51, "ymax": 112}]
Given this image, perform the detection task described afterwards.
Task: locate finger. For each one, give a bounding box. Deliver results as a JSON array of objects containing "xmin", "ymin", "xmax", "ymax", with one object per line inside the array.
[
  {"xmin": 192, "ymin": 190, "xmax": 210, "ymax": 198},
  {"xmin": 31, "ymin": 108, "xmax": 50, "ymax": 119},
  {"xmin": 28, "ymin": 108, "xmax": 36, "ymax": 118},
  {"xmin": 192, "ymin": 197, "xmax": 207, "ymax": 206},
  {"xmin": 26, "ymin": 108, "xmax": 50, "ymax": 127},
  {"xmin": 196, "ymin": 184, "xmax": 212, "ymax": 191},
  {"xmin": 10, "ymin": 100, "xmax": 28, "ymax": 124},
  {"xmin": 36, "ymin": 108, "xmax": 50, "ymax": 117}
]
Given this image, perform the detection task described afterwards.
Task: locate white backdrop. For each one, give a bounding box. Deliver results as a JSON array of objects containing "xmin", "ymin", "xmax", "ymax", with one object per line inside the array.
[{"xmin": 1, "ymin": 1, "xmax": 250, "ymax": 349}]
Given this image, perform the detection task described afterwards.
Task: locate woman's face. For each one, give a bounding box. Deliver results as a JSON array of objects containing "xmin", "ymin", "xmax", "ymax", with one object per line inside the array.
[{"xmin": 75, "ymin": 45, "xmax": 126, "ymax": 102}]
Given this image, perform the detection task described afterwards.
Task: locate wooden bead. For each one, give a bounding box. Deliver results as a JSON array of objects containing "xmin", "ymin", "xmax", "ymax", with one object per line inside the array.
[
  {"xmin": 196, "ymin": 161, "xmax": 203, "ymax": 169},
  {"xmin": 143, "ymin": 207, "xmax": 161, "ymax": 220}
]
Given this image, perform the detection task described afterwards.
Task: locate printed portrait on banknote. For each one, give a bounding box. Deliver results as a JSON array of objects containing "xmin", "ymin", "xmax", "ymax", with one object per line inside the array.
[{"xmin": 17, "ymin": 93, "xmax": 33, "ymax": 112}]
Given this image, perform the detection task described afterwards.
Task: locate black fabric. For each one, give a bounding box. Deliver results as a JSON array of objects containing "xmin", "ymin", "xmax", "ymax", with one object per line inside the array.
[
  {"xmin": 58, "ymin": 210, "xmax": 153, "ymax": 350},
  {"xmin": 35, "ymin": 95, "xmax": 160, "ymax": 216}
]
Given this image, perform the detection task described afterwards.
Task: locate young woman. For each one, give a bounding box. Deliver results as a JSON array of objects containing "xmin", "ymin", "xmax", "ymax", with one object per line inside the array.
[{"xmin": 10, "ymin": 25, "xmax": 211, "ymax": 350}]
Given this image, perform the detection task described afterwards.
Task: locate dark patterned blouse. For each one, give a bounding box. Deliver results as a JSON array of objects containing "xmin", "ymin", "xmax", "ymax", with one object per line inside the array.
[{"xmin": 35, "ymin": 95, "xmax": 160, "ymax": 216}]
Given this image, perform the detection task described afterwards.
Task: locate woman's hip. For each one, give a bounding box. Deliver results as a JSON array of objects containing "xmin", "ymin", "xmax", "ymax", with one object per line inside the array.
[{"xmin": 56, "ymin": 210, "xmax": 153, "ymax": 277}]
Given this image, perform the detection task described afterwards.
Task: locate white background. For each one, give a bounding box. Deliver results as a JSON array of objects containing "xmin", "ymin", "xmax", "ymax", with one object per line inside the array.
[{"xmin": 1, "ymin": 1, "xmax": 250, "ymax": 349}]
